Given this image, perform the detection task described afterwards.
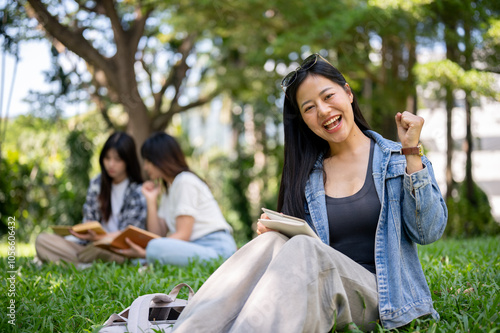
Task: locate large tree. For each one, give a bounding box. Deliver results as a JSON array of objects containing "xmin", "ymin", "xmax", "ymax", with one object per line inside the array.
[
  {"xmin": 6, "ymin": 0, "xmax": 440, "ymax": 146},
  {"xmin": 13, "ymin": 0, "xmax": 223, "ymax": 147}
]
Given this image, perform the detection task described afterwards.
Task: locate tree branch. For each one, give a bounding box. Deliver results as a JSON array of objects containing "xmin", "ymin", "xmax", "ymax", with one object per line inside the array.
[
  {"xmin": 74, "ymin": 0, "xmax": 105, "ymax": 15},
  {"xmin": 88, "ymin": 66, "xmax": 120, "ymax": 103},
  {"xmin": 140, "ymin": 57, "xmax": 154, "ymax": 96},
  {"xmin": 90, "ymin": 92, "xmax": 117, "ymax": 130},
  {"xmin": 152, "ymin": 77, "xmax": 169, "ymax": 116},
  {"xmin": 152, "ymin": 33, "xmax": 197, "ymax": 115},
  {"xmin": 164, "ymin": 33, "xmax": 198, "ymax": 110},
  {"xmin": 475, "ymin": 67, "xmax": 500, "ymax": 74},
  {"xmin": 152, "ymin": 89, "xmax": 220, "ymax": 131},
  {"xmin": 25, "ymin": 0, "xmax": 116, "ymax": 84},
  {"xmin": 173, "ymin": 90, "xmax": 220, "ymax": 114},
  {"xmin": 102, "ymin": 0, "xmax": 124, "ymax": 41},
  {"xmin": 129, "ymin": 6, "xmax": 153, "ymax": 55}
]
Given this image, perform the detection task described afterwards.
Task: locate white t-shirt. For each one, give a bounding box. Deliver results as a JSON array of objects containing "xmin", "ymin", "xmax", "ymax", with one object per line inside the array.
[
  {"xmin": 157, "ymin": 172, "xmax": 232, "ymax": 241},
  {"xmin": 103, "ymin": 178, "xmax": 129, "ymax": 233}
]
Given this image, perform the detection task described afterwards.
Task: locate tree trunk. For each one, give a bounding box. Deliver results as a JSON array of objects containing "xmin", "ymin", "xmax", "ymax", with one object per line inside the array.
[
  {"xmin": 464, "ymin": 94, "xmax": 474, "ymax": 203},
  {"xmin": 124, "ymin": 101, "xmax": 151, "ymax": 155},
  {"xmin": 445, "ymin": 86, "xmax": 454, "ymax": 200},
  {"xmin": 362, "ymin": 78, "xmax": 373, "ymax": 124},
  {"xmin": 117, "ymin": 61, "xmax": 152, "ymax": 150},
  {"xmin": 444, "ymin": 22, "xmax": 459, "ymax": 200},
  {"xmin": 463, "ymin": 18, "xmax": 475, "ymax": 203},
  {"xmin": 375, "ymin": 38, "xmax": 399, "ymax": 140},
  {"xmin": 406, "ymin": 38, "xmax": 417, "ymax": 114}
]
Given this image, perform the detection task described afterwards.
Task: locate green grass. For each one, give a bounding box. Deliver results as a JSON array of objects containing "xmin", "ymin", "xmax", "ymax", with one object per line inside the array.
[
  {"xmin": 1, "ymin": 237, "xmax": 499, "ymax": 333},
  {"xmin": 415, "ymin": 237, "xmax": 500, "ymax": 333},
  {"xmin": 0, "ymin": 243, "xmax": 36, "ymax": 258}
]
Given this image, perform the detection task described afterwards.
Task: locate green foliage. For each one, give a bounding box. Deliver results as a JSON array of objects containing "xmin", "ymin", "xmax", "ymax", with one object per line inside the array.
[
  {"xmin": 0, "ymin": 116, "xmax": 96, "ymax": 242},
  {"xmin": 414, "ymin": 60, "xmax": 500, "ymax": 97},
  {"xmin": 60, "ymin": 130, "xmax": 94, "ymax": 225},
  {"xmin": 482, "ymin": 18, "xmax": 500, "ymax": 73},
  {"xmin": 1, "ymin": 237, "xmax": 498, "ymax": 332},
  {"xmin": 0, "ymin": 152, "xmax": 51, "ymax": 242},
  {"xmin": 199, "ymin": 144, "xmax": 284, "ymax": 245},
  {"xmin": 0, "ymin": 154, "xmax": 36, "ymax": 236},
  {"xmin": 445, "ymin": 182, "xmax": 500, "ymax": 238},
  {"xmin": 485, "ymin": 18, "xmax": 500, "ymax": 42},
  {"xmin": 171, "ymin": 0, "xmax": 433, "ymax": 139},
  {"xmin": 220, "ymin": 153, "xmax": 255, "ymax": 241},
  {"xmin": 414, "ymin": 60, "xmax": 465, "ymax": 87}
]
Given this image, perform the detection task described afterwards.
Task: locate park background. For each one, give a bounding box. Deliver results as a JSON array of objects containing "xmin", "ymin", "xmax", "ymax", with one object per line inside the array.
[{"xmin": 0, "ymin": 0, "xmax": 499, "ymax": 332}]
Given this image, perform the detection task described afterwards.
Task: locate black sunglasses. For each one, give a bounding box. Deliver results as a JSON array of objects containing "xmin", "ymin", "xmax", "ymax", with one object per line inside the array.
[{"xmin": 280, "ymin": 53, "xmax": 333, "ymax": 93}]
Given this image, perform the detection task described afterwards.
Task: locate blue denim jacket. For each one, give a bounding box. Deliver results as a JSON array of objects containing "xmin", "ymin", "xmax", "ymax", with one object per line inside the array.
[{"xmin": 303, "ymin": 130, "xmax": 447, "ymax": 329}]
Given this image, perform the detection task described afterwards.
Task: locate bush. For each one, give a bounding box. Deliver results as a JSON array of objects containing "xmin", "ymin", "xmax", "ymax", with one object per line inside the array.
[
  {"xmin": 0, "ymin": 152, "xmax": 52, "ymax": 242},
  {"xmin": 444, "ymin": 181, "xmax": 500, "ymax": 237},
  {"xmin": 0, "ymin": 154, "xmax": 33, "ymax": 236},
  {"xmin": 56, "ymin": 130, "xmax": 93, "ymax": 226},
  {"xmin": 0, "ymin": 130, "xmax": 93, "ymax": 243}
]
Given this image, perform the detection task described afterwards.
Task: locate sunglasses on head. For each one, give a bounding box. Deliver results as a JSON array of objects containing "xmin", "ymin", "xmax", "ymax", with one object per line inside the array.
[{"xmin": 280, "ymin": 53, "xmax": 334, "ymax": 93}]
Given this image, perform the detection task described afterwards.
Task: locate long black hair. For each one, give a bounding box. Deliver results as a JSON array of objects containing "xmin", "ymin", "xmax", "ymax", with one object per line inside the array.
[
  {"xmin": 99, "ymin": 132, "xmax": 143, "ymax": 222},
  {"xmin": 277, "ymin": 60, "xmax": 371, "ymax": 219},
  {"xmin": 141, "ymin": 132, "xmax": 193, "ymax": 191}
]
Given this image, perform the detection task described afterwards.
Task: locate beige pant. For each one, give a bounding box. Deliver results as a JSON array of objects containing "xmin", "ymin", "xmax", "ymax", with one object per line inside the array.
[
  {"xmin": 173, "ymin": 232, "xmax": 379, "ymax": 333},
  {"xmin": 35, "ymin": 233, "xmax": 125, "ymax": 264}
]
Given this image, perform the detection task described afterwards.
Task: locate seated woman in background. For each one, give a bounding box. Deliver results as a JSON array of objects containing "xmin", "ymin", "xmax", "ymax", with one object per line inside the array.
[
  {"xmin": 35, "ymin": 132, "xmax": 147, "ymax": 264},
  {"xmin": 117, "ymin": 132, "xmax": 237, "ymax": 266}
]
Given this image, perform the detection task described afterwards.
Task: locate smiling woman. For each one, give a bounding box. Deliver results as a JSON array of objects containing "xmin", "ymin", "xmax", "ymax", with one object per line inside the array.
[
  {"xmin": 171, "ymin": 53, "xmax": 448, "ymax": 333},
  {"xmin": 296, "ymin": 75, "xmax": 357, "ymax": 147}
]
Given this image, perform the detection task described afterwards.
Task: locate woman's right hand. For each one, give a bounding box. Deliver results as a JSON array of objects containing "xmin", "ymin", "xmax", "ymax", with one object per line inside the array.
[
  {"xmin": 111, "ymin": 238, "xmax": 146, "ymax": 258},
  {"xmin": 141, "ymin": 181, "xmax": 160, "ymax": 202},
  {"xmin": 70, "ymin": 229, "xmax": 107, "ymax": 242},
  {"xmin": 256, "ymin": 213, "xmax": 276, "ymax": 235}
]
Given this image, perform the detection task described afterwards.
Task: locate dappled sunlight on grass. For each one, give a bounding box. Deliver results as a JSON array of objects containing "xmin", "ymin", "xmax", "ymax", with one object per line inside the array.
[{"xmin": 0, "ymin": 242, "xmax": 36, "ymax": 257}]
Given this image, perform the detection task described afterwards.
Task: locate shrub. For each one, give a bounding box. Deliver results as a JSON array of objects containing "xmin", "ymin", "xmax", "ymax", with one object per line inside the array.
[
  {"xmin": 444, "ymin": 181, "xmax": 500, "ymax": 237},
  {"xmin": 0, "ymin": 130, "xmax": 93, "ymax": 243}
]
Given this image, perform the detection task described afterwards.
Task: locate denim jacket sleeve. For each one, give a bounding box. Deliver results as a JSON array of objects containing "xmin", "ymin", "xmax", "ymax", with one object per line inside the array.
[{"xmin": 401, "ymin": 156, "xmax": 448, "ymax": 245}]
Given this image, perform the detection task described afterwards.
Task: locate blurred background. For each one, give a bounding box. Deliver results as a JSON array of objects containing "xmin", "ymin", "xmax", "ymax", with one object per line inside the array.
[{"xmin": 1, "ymin": 0, "xmax": 499, "ymax": 244}]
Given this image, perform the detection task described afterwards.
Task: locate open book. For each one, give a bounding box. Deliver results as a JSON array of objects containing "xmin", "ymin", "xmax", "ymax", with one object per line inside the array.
[
  {"xmin": 93, "ymin": 225, "xmax": 160, "ymax": 250},
  {"xmin": 50, "ymin": 221, "xmax": 106, "ymax": 237},
  {"xmin": 259, "ymin": 208, "xmax": 320, "ymax": 240}
]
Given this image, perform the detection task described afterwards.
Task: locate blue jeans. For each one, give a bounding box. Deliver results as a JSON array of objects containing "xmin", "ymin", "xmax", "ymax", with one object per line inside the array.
[{"xmin": 145, "ymin": 230, "xmax": 237, "ymax": 266}]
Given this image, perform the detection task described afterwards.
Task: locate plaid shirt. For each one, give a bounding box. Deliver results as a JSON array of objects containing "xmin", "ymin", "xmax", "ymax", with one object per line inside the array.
[{"xmin": 82, "ymin": 174, "xmax": 147, "ymax": 230}]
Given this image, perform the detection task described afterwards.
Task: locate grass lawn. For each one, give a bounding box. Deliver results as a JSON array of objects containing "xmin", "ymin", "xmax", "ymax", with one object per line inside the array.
[{"xmin": 1, "ymin": 236, "xmax": 499, "ymax": 333}]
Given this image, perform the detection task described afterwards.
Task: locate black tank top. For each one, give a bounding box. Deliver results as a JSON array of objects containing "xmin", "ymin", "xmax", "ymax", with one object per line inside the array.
[{"xmin": 326, "ymin": 139, "xmax": 380, "ymax": 274}]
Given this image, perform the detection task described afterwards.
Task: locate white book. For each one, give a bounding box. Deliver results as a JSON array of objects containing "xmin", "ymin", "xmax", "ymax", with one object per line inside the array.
[{"xmin": 259, "ymin": 208, "xmax": 320, "ymax": 240}]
